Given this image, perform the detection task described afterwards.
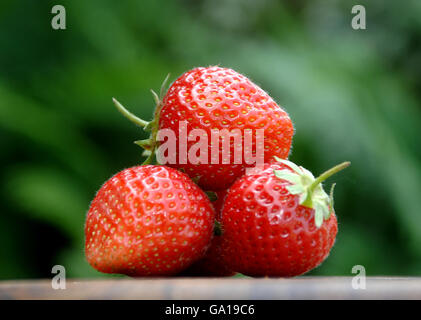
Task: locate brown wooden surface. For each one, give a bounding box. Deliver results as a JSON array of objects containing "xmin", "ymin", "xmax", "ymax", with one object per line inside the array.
[{"xmin": 0, "ymin": 277, "xmax": 420, "ymax": 300}]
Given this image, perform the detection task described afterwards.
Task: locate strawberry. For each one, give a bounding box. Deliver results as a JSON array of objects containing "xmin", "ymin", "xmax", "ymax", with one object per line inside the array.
[
  {"xmin": 113, "ymin": 66, "xmax": 294, "ymax": 191},
  {"xmin": 180, "ymin": 190, "xmax": 236, "ymax": 277},
  {"xmin": 85, "ymin": 165, "xmax": 215, "ymax": 276},
  {"xmin": 220, "ymin": 158, "xmax": 350, "ymax": 277}
]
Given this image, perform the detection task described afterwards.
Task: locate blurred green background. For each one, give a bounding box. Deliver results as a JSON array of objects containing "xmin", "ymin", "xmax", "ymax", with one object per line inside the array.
[{"xmin": 1, "ymin": 0, "xmax": 421, "ymax": 279}]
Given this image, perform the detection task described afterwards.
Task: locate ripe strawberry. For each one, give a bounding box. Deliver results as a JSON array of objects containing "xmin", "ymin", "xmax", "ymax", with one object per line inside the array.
[
  {"xmin": 85, "ymin": 165, "xmax": 215, "ymax": 276},
  {"xmin": 180, "ymin": 190, "xmax": 236, "ymax": 277},
  {"xmin": 113, "ymin": 66, "xmax": 294, "ymax": 191},
  {"xmin": 220, "ymin": 158, "xmax": 350, "ymax": 277}
]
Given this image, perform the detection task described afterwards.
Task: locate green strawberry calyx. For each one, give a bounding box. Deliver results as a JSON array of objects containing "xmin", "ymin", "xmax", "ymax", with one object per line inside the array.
[
  {"xmin": 273, "ymin": 157, "xmax": 350, "ymax": 228},
  {"xmin": 111, "ymin": 74, "xmax": 171, "ymax": 165}
]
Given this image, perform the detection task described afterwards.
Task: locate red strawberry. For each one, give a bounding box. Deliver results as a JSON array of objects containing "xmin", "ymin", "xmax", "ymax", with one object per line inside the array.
[
  {"xmin": 85, "ymin": 165, "xmax": 215, "ymax": 276},
  {"xmin": 180, "ymin": 190, "xmax": 236, "ymax": 277},
  {"xmin": 113, "ymin": 66, "xmax": 294, "ymax": 191},
  {"xmin": 220, "ymin": 158, "xmax": 350, "ymax": 277}
]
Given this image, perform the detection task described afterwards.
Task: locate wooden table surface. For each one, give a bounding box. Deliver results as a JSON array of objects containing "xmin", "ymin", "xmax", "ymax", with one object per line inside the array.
[{"xmin": 0, "ymin": 277, "xmax": 420, "ymax": 300}]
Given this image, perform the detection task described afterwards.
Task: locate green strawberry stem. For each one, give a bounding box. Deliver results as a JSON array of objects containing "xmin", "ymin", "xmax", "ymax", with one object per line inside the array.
[
  {"xmin": 134, "ymin": 139, "xmax": 153, "ymax": 150},
  {"xmin": 141, "ymin": 151, "xmax": 155, "ymax": 165},
  {"xmin": 112, "ymin": 97, "xmax": 150, "ymax": 128},
  {"xmin": 111, "ymin": 75, "xmax": 171, "ymax": 166},
  {"xmin": 301, "ymin": 161, "xmax": 350, "ymax": 207}
]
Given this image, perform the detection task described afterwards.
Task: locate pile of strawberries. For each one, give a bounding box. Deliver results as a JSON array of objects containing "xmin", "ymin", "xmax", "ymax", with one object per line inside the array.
[{"xmin": 85, "ymin": 66, "xmax": 349, "ymax": 277}]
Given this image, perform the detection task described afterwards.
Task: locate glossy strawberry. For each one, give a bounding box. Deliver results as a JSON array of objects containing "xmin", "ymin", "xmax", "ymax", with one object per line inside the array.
[
  {"xmin": 113, "ymin": 66, "xmax": 294, "ymax": 191},
  {"xmin": 220, "ymin": 158, "xmax": 349, "ymax": 277},
  {"xmin": 85, "ymin": 165, "xmax": 215, "ymax": 276},
  {"xmin": 181, "ymin": 190, "xmax": 236, "ymax": 277}
]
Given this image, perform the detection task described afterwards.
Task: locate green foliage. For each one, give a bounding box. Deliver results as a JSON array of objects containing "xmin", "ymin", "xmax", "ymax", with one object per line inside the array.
[{"xmin": 1, "ymin": 0, "xmax": 420, "ymax": 278}]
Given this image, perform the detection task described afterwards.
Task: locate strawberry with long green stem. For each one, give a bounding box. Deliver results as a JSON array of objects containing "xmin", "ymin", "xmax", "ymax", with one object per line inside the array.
[
  {"xmin": 113, "ymin": 66, "xmax": 294, "ymax": 191},
  {"xmin": 220, "ymin": 158, "xmax": 350, "ymax": 277}
]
